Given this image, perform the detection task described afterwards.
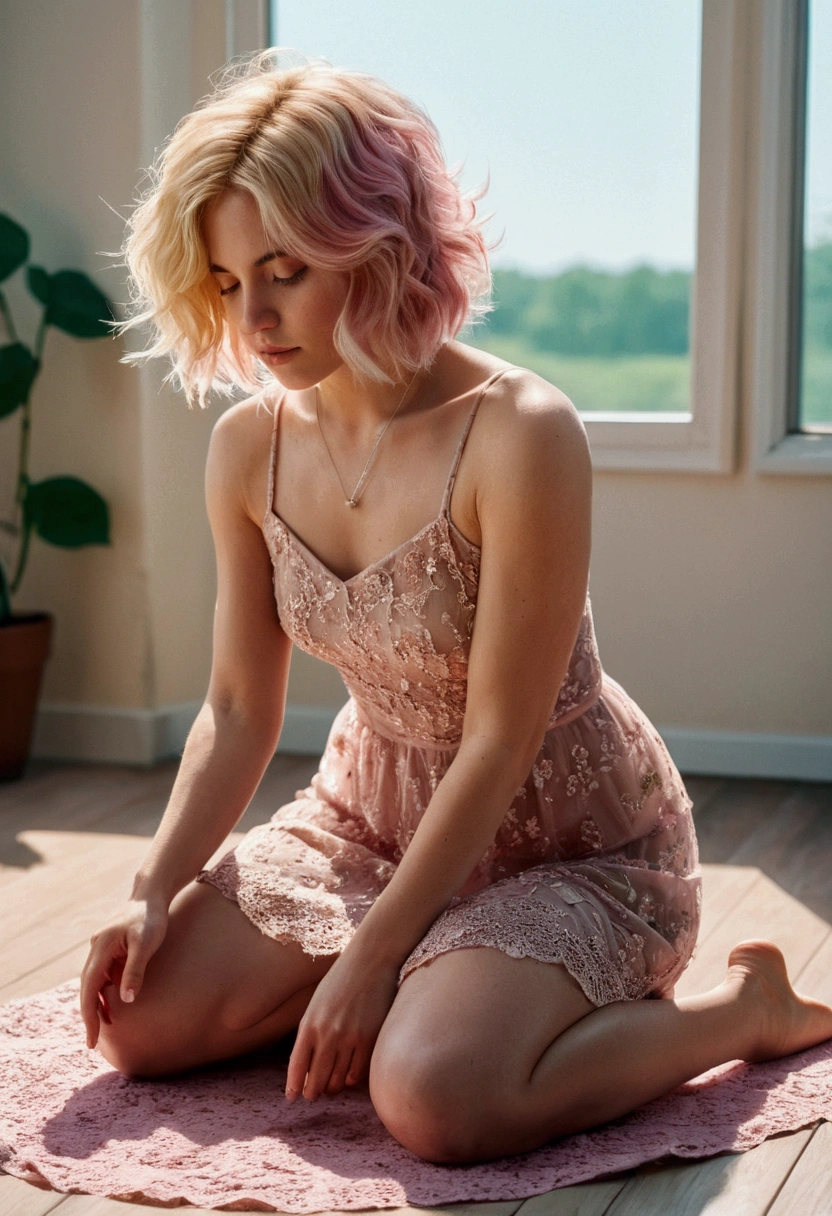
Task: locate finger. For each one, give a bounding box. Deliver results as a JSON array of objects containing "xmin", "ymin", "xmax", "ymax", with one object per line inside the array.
[
  {"xmin": 79, "ymin": 978, "xmax": 100, "ymax": 1050},
  {"xmin": 303, "ymin": 1041, "xmax": 339, "ymax": 1103},
  {"xmin": 97, "ymin": 989, "xmax": 112, "ymax": 1025},
  {"xmin": 324, "ymin": 1046, "xmax": 355, "ymax": 1096},
  {"xmin": 345, "ymin": 1043, "xmax": 371, "ymax": 1088},
  {"xmin": 285, "ymin": 1030, "xmax": 313, "ymax": 1102},
  {"xmin": 80, "ymin": 948, "xmax": 116, "ymax": 1048},
  {"xmin": 119, "ymin": 938, "xmax": 150, "ymax": 1004},
  {"xmin": 119, "ymin": 960, "xmax": 141, "ymax": 1003}
]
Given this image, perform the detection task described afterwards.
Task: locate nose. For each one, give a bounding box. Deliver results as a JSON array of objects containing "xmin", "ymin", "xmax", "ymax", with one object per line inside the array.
[{"xmin": 240, "ymin": 283, "xmax": 280, "ymax": 334}]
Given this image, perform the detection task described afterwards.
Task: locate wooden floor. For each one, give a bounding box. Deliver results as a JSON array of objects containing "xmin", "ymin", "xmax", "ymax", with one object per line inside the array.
[{"xmin": 1, "ymin": 760, "xmax": 830, "ymax": 1216}]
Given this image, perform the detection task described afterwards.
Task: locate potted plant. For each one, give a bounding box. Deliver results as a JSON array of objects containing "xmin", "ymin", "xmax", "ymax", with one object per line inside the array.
[{"xmin": 0, "ymin": 213, "xmax": 114, "ymax": 781}]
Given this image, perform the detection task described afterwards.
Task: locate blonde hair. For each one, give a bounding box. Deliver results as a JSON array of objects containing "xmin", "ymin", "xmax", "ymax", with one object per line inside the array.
[{"xmin": 115, "ymin": 48, "xmax": 496, "ymax": 407}]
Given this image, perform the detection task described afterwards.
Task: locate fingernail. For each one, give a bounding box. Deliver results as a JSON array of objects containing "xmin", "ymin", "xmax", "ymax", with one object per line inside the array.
[
  {"xmin": 285, "ymin": 1089, "xmax": 296, "ymax": 1103},
  {"xmin": 122, "ymin": 989, "xmax": 135, "ymax": 1004}
]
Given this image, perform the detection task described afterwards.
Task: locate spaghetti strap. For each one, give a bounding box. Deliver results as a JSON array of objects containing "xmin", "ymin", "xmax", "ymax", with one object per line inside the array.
[
  {"xmin": 440, "ymin": 365, "xmax": 517, "ymax": 517},
  {"xmin": 265, "ymin": 392, "xmax": 285, "ymax": 519}
]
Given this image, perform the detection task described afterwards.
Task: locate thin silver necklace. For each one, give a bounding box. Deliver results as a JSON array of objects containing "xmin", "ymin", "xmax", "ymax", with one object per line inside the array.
[{"xmin": 315, "ymin": 369, "xmax": 420, "ymax": 508}]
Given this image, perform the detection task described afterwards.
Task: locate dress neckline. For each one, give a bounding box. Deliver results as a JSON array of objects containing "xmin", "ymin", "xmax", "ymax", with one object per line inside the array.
[
  {"xmin": 263, "ymin": 365, "xmax": 515, "ymax": 588},
  {"xmin": 264, "ymin": 507, "xmax": 478, "ymax": 590}
]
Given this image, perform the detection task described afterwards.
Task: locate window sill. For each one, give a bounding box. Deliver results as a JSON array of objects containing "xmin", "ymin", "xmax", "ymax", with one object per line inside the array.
[{"xmin": 753, "ymin": 430, "xmax": 832, "ymax": 476}]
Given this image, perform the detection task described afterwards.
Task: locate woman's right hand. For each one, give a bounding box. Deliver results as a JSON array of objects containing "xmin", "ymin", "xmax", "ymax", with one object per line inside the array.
[{"xmin": 80, "ymin": 899, "xmax": 169, "ymax": 1049}]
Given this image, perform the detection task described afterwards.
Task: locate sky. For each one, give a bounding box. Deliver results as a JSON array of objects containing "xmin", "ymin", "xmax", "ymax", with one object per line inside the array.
[{"xmin": 272, "ymin": 0, "xmax": 831, "ymax": 277}]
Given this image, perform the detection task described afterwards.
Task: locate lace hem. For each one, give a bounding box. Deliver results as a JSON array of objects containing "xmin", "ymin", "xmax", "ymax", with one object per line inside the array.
[
  {"xmin": 398, "ymin": 899, "xmax": 632, "ymax": 1005},
  {"xmin": 398, "ymin": 880, "xmax": 695, "ymax": 1008},
  {"xmin": 196, "ymin": 864, "xmax": 352, "ymax": 959}
]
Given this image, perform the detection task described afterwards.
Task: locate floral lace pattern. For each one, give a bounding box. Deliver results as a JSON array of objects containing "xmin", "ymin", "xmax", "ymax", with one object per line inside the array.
[{"xmin": 199, "ymin": 367, "xmax": 702, "ymax": 1006}]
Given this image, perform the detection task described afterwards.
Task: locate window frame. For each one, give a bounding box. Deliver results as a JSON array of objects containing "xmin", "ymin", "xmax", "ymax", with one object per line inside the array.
[
  {"xmin": 750, "ymin": 0, "xmax": 832, "ymax": 475},
  {"xmin": 579, "ymin": 0, "xmax": 747, "ymax": 472}
]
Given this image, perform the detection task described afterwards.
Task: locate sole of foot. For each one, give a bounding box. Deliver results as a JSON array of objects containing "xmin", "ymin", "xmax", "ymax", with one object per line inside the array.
[{"xmin": 726, "ymin": 939, "xmax": 832, "ymax": 1064}]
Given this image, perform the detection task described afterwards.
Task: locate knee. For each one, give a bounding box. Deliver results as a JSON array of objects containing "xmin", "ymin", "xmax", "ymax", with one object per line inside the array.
[
  {"xmin": 97, "ymin": 1022, "xmax": 166, "ymax": 1079},
  {"xmin": 369, "ymin": 1042, "xmax": 497, "ymax": 1164},
  {"xmin": 94, "ymin": 984, "xmax": 183, "ymax": 1078}
]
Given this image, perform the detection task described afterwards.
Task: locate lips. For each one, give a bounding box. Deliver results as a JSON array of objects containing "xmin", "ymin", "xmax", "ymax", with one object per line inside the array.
[{"xmin": 259, "ymin": 345, "xmax": 298, "ymax": 354}]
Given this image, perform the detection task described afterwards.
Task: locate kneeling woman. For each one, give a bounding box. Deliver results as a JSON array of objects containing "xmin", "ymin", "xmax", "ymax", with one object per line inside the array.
[{"xmin": 80, "ymin": 48, "xmax": 832, "ymax": 1164}]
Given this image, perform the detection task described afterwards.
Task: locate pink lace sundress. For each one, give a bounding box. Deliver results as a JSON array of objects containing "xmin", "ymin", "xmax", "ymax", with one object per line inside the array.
[{"xmin": 198, "ymin": 366, "xmax": 702, "ymax": 1006}]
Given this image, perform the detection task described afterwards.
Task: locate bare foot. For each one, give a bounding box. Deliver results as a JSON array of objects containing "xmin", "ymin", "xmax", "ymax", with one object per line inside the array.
[{"xmin": 725, "ymin": 940, "xmax": 832, "ymax": 1064}]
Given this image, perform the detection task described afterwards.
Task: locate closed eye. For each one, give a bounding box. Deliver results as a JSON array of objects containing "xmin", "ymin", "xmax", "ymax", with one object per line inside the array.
[{"xmin": 219, "ymin": 267, "xmax": 308, "ymax": 296}]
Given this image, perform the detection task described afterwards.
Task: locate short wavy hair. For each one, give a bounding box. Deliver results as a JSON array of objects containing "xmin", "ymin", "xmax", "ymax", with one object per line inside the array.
[{"xmin": 114, "ymin": 47, "xmax": 496, "ymax": 408}]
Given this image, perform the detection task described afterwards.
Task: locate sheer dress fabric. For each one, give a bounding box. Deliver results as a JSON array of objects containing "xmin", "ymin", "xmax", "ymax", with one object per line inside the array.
[{"xmin": 198, "ymin": 367, "xmax": 701, "ymax": 1007}]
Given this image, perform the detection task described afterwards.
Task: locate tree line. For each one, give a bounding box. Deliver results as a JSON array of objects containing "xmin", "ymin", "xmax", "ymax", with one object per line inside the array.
[{"xmin": 477, "ymin": 240, "xmax": 832, "ymax": 356}]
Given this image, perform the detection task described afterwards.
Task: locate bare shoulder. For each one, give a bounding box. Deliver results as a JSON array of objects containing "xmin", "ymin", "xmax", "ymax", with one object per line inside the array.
[
  {"xmin": 471, "ymin": 366, "xmax": 592, "ymax": 508},
  {"xmin": 206, "ymin": 392, "xmax": 280, "ymax": 524}
]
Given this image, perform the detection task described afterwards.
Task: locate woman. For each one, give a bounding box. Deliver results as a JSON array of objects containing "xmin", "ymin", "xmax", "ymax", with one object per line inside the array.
[{"xmin": 81, "ymin": 48, "xmax": 832, "ymax": 1165}]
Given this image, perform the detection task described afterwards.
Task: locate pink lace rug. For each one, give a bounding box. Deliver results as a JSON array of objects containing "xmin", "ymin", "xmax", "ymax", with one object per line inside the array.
[{"xmin": 1, "ymin": 982, "xmax": 830, "ymax": 1212}]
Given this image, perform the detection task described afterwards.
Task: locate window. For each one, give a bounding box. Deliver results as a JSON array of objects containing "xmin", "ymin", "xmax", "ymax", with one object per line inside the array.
[
  {"xmin": 278, "ymin": 2, "xmax": 701, "ymax": 416},
  {"xmin": 272, "ymin": 0, "xmax": 746, "ymax": 472},
  {"xmin": 267, "ymin": 1, "xmax": 830, "ymax": 475}
]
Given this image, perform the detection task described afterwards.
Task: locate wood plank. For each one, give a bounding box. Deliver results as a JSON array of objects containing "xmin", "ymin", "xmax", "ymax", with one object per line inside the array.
[
  {"xmin": 0, "ymin": 764, "xmax": 174, "ymax": 837},
  {"xmin": 0, "ymin": 940, "xmax": 91, "ymax": 1003},
  {"xmin": 793, "ymin": 928, "xmax": 832, "ymax": 1003},
  {"xmin": 1, "ymin": 818, "xmax": 162, "ymax": 916},
  {"xmin": 0, "ymin": 769, "xmax": 175, "ymax": 895},
  {"xmin": 727, "ymin": 782, "xmax": 832, "ymax": 924},
  {"xmin": 674, "ymin": 868, "xmax": 829, "ymax": 997},
  {"xmin": 768, "ymin": 1122, "xmax": 832, "ymax": 1215},
  {"xmin": 0, "ymin": 835, "xmax": 160, "ymax": 983},
  {"xmin": 512, "ymin": 1177, "xmax": 627, "ymax": 1215},
  {"xmin": 0, "ymin": 753, "xmax": 319, "ymax": 889},
  {"xmin": 0, "ymin": 1173, "xmax": 67, "ymax": 1215},
  {"xmin": 691, "ymin": 779, "xmax": 797, "ymax": 866},
  {"xmin": 420, "ymin": 1205, "xmax": 527, "ymax": 1216},
  {"xmin": 0, "ymin": 826, "xmax": 256, "ymax": 999},
  {"xmin": 47, "ymin": 1196, "xmax": 216, "ymax": 1214},
  {"xmin": 50, "ymin": 1199, "xmax": 525, "ymax": 1215},
  {"xmin": 694, "ymin": 863, "xmax": 762, "ymax": 947},
  {"xmin": 605, "ymin": 1128, "xmax": 814, "ymax": 1215},
  {"xmin": 682, "ymin": 776, "xmax": 727, "ymax": 817}
]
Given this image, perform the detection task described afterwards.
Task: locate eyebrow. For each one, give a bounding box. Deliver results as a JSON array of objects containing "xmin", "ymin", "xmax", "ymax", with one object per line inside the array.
[{"xmin": 208, "ymin": 250, "xmax": 288, "ymax": 274}]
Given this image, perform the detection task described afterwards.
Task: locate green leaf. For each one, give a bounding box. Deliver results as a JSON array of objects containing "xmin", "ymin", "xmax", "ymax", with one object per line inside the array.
[
  {"xmin": 25, "ymin": 476, "xmax": 110, "ymax": 548},
  {"xmin": 0, "ymin": 215, "xmax": 29, "ymax": 282},
  {"xmin": 26, "ymin": 265, "xmax": 50, "ymax": 306},
  {"xmin": 26, "ymin": 267, "xmax": 115, "ymax": 337},
  {"xmin": 0, "ymin": 343, "xmax": 39, "ymax": 418}
]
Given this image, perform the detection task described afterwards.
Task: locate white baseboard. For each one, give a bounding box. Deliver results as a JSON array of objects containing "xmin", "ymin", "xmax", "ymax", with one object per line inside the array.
[
  {"xmin": 32, "ymin": 701, "xmax": 337, "ymax": 766},
  {"xmin": 31, "ymin": 702, "xmax": 832, "ymax": 781},
  {"xmin": 659, "ymin": 728, "xmax": 832, "ymax": 782}
]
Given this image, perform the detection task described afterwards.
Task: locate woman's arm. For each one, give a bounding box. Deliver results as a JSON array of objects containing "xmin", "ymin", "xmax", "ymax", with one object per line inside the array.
[
  {"xmin": 130, "ymin": 401, "xmax": 292, "ymax": 906},
  {"xmin": 81, "ymin": 400, "xmax": 291, "ymax": 1039},
  {"xmin": 287, "ymin": 374, "xmax": 593, "ymax": 1099}
]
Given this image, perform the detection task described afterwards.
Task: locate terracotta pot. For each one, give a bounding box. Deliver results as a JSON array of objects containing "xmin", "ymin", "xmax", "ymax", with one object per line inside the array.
[{"xmin": 0, "ymin": 612, "xmax": 53, "ymax": 782}]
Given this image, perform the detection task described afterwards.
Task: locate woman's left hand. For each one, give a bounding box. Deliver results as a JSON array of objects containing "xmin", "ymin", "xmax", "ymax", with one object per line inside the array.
[{"xmin": 285, "ymin": 951, "xmax": 400, "ymax": 1102}]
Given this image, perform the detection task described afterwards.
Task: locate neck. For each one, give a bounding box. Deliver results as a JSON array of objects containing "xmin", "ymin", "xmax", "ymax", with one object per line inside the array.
[{"xmin": 315, "ymin": 358, "xmax": 437, "ymax": 428}]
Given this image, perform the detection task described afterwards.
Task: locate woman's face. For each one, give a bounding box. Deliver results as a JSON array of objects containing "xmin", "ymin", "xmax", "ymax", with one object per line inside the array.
[{"xmin": 202, "ymin": 187, "xmax": 351, "ymax": 389}]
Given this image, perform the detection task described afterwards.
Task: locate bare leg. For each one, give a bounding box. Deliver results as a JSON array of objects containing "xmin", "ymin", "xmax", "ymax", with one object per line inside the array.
[
  {"xmin": 370, "ymin": 940, "xmax": 832, "ymax": 1163},
  {"xmin": 97, "ymin": 881, "xmax": 338, "ymax": 1079},
  {"xmin": 510, "ymin": 940, "xmax": 832, "ymax": 1153}
]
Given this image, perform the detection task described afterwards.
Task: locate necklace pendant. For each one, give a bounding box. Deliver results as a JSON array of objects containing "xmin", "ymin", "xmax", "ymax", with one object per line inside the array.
[{"xmin": 347, "ymin": 498, "xmax": 358, "ymax": 508}]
